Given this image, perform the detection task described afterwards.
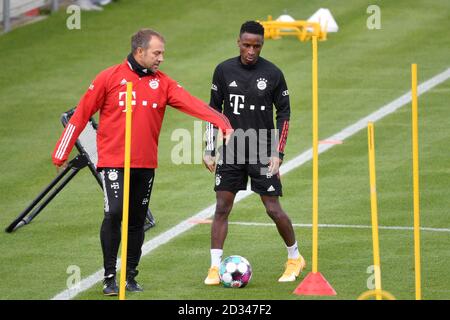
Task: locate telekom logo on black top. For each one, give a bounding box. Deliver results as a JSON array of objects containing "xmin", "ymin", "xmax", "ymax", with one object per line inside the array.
[
  {"xmin": 230, "ymin": 94, "xmax": 245, "ymax": 115},
  {"xmin": 229, "ymin": 94, "xmax": 267, "ymax": 115}
]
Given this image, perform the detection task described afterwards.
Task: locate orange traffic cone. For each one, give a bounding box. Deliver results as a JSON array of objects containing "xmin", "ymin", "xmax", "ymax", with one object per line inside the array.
[{"xmin": 294, "ymin": 272, "xmax": 336, "ymax": 296}]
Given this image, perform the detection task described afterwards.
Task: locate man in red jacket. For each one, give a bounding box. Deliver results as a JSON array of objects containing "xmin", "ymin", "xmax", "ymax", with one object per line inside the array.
[{"xmin": 52, "ymin": 29, "xmax": 232, "ymax": 296}]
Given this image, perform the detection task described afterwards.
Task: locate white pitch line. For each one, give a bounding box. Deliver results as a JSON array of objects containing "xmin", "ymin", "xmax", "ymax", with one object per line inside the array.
[
  {"xmin": 228, "ymin": 221, "xmax": 450, "ymax": 233},
  {"xmin": 51, "ymin": 67, "xmax": 450, "ymax": 300}
]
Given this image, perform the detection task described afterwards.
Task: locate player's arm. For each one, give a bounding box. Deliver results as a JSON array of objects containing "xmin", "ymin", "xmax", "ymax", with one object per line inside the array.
[
  {"xmin": 166, "ymin": 77, "xmax": 232, "ymax": 143},
  {"xmin": 52, "ymin": 71, "xmax": 107, "ymax": 170},
  {"xmin": 269, "ymin": 71, "xmax": 291, "ymax": 175},
  {"xmin": 204, "ymin": 65, "xmax": 225, "ymax": 172}
]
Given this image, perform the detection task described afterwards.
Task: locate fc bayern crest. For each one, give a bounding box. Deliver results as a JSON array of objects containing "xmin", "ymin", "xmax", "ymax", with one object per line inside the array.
[
  {"xmin": 149, "ymin": 79, "xmax": 160, "ymax": 89},
  {"xmin": 108, "ymin": 170, "xmax": 118, "ymax": 181},
  {"xmin": 215, "ymin": 174, "xmax": 221, "ymax": 186},
  {"xmin": 256, "ymin": 78, "xmax": 267, "ymax": 90}
]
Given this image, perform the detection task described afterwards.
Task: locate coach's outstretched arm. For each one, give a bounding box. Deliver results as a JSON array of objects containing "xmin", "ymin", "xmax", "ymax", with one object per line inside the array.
[{"xmin": 166, "ymin": 78, "xmax": 233, "ymax": 139}]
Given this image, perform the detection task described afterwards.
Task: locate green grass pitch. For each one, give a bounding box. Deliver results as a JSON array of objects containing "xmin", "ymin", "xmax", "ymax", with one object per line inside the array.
[{"xmin": 0, "ymin": 0, "xmax": 449, "ymax": 300}]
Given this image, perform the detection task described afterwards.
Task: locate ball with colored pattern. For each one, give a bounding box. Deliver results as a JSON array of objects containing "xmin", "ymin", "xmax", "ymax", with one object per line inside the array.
[{"xmin": 219, "ymin": 255, "xmax": 252, "ymax": 288}]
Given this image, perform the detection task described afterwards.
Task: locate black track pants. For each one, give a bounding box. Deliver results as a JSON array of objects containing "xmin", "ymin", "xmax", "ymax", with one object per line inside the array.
[{"xmin": 99, "ymin": 168, "xmax": 154, "ymax": 276}]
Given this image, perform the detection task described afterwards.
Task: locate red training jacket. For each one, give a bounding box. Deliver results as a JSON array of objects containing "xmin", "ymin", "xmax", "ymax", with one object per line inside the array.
[{"xmin": 52, "ymin": 60, "xmax": 232, "ymax": 168}]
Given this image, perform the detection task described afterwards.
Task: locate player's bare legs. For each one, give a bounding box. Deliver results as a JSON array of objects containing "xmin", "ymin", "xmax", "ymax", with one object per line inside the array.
[
  {"xmin": 260, "ymin": 195, "xmax": 296, "ymax": 246},
  {"xmin": 211, "ymin": 191, "xmax": 236, "ymax": 249},
  {"xmin": 260, "ymin": 195, "xmax": 306, "ymax": 282},
  {"xmin": 205, "ymin": 191, "xmax": 235, "ymax": 285}
]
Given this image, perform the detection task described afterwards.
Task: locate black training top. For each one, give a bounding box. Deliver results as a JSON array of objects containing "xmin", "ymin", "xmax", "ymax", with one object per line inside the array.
[{"xmin": 206, "ymin": 56, "xmax": 291, "ymax": 161}]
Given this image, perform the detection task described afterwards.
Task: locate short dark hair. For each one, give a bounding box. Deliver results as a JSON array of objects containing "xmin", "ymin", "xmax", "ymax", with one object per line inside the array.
[
  {"xmin": 239, "ymin": 21, "xmax": 264, "ymax": 37},
  {"xmin": 131, "ymin": 29, "xmax": 165, "ymax": 54}
]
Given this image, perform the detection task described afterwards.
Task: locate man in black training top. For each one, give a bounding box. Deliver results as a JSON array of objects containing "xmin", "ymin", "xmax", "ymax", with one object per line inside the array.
[{"xmin": 203, "ymin": 21, "xmax": 305, "ymax": 285}]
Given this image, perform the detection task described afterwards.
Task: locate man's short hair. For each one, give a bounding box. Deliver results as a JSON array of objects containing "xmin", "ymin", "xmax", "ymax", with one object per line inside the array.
[
  {"xmin": 239, "ymin": 21, "xmax": 264, "ymax": 37},
  {"xmin": 131, "ymin": 29, "xmax": 165, "ymax": 54}
]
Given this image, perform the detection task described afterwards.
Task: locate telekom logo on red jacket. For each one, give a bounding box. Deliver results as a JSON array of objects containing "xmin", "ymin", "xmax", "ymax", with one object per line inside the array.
[{"xmin": 118, "ymin": 91, "xmax": 158, "ymax": 111}]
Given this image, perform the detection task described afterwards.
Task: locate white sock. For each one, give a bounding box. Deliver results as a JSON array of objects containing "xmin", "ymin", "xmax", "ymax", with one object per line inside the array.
[
  {"xmin": 287, "ymin": 241, "xmax": 300, "ymax": 259},
  {"xmin": 210, "ymin": 249, "xmax": 223, "ymax": 268}
]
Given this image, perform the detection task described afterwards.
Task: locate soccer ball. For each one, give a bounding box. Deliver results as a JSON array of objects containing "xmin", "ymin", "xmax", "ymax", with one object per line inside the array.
[{"xmin": 219, "ymin": 255, "xmax": 252, "ymax": 288}]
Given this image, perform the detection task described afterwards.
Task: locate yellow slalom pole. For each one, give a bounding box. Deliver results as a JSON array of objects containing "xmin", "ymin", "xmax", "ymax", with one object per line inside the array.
[
  {"xmin": 311, "ymin": 35, "xmax": 319, "ymax": 273},
  {"xmin": 312, "ymin": 36, "xmax": 319, "ymax": 273},
  {"xmin": 294, "ymin": 35, "xmax": 335, "ymax": 297},
  {"xmin": 119, "ymin": 82, "xmax": 133, "ymax": 300},
  {"xmin": 367, "ymin": 122, "xmax": 382, "ymax": 300},
  {"xmin": 411, "ymin": 63, "xmax": 422, "ymax": 300}
]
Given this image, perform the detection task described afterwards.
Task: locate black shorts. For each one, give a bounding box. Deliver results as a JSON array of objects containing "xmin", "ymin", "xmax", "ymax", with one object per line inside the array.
[{"xmin": 214, "ymin": 162, "xmax": 282, "ymax": 196}]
